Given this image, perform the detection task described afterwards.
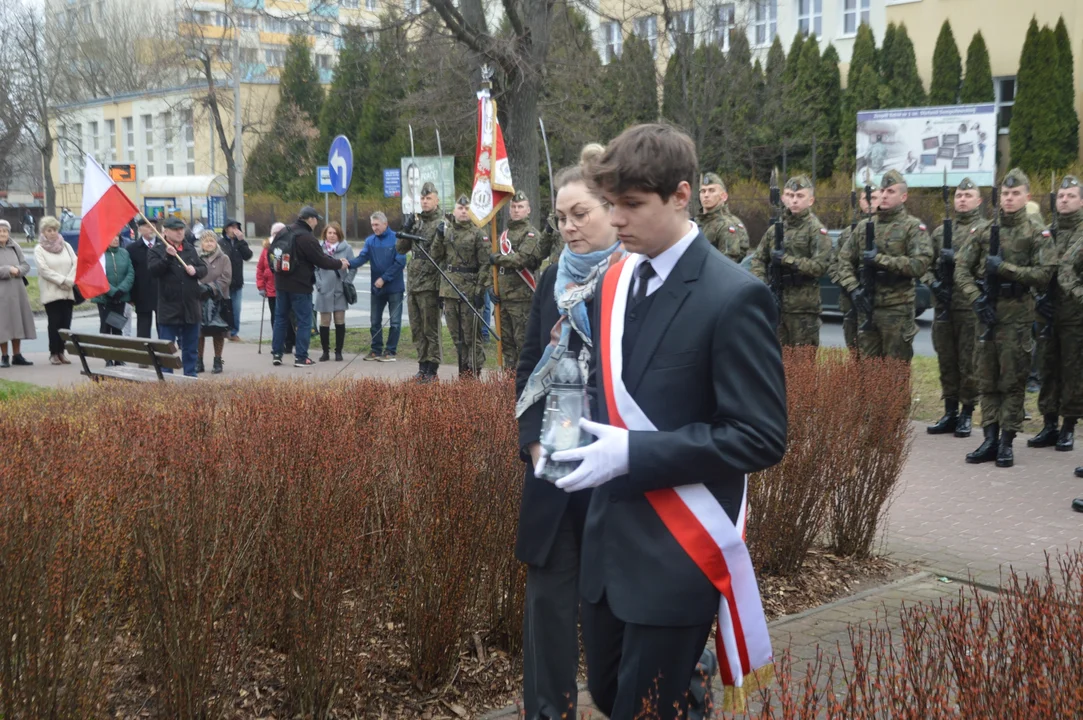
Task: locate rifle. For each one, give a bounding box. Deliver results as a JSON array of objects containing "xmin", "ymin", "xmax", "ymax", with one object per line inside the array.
[
  {"xmin": 1037, "ymin": 172, "xmax": 1057, "ymax": 338},
  {"xmin": 859, "ymin": 184, "xmax": 877, "ymax": 331},
  {"xmin": 978, "ymin": 186, "xmax": 1001, "ymax": 342},
  {"xmin": 768, "ymin": 168, "xmax": 784, "ymax": 308},
  {"xmin": 842, "ymin": 189, "xmax": 858, "ymax": 324},
  {"xmin": 934, "ymin": 168, "xmax": 955, "ymax": 321}
]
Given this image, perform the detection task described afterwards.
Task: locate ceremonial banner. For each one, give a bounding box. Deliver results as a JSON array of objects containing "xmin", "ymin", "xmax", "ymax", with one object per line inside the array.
[{"xmin": 468, "ymin": 87, "xmax": 514, "ymax": 227}]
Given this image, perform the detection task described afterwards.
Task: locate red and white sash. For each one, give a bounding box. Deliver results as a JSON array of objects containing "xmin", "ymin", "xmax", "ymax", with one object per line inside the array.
[
  {"xmin": 598, "ymin": 255, "xmax": 774, "ymax": 710},
  {"xmin": 498, "ymin": 230, "xmax": 537, "ymax": 291}
]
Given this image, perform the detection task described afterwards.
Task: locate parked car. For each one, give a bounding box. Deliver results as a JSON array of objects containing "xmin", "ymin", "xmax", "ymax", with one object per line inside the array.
[
  {"xmin": 60, "ymin": 214, "xmax": 81, "ymax": 254},
  {"xmin": 740, "ymin": 229, "xmax": 931, "ymax": 318}
]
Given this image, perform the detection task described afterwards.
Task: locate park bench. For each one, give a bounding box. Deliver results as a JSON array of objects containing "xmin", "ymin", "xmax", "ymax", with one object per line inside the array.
[{"xmin": 59, "ymin": 329, "xmax": 194, "ymax": 383}]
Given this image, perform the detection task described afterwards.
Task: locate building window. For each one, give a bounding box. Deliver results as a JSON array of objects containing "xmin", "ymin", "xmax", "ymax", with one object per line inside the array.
[
  {"xmin": 263, "ymin": 16, "xmax": 292, "ymax": 34},
  {"xmin": 89, "ymin": 121, "xmax": 101, "ymax": 166},
  {"xmin": 797, "ymin": 0, "xmax": 821, "ymax": 36},
  {"xmin": 314, "ymin": 20, "xmax": 332, "ymax": 35},
  {"xmin": 404, "ymin": 0, "xmax": 421, "ymax": 14},
  {"xmin": 142, "ymin": 114, "xmax": 154, "ymax": 177},
  {"xmin": 59, "ymin": 125, "xmax": 69, "ymax": 184},
  {"xmin": 213, "ymin": 11, "xmax": 229, "ymax": 27},
  {"xmin": 183, "ymin": 111, "xmax": 195, "ymax": 175},
  {"xmin": 316, "ymin": 53, "xmax": 334, "ymax": 70},
  {"xmin": 365, "ymin": 0, "xmax": 377, "ymax": 10},
  {"xmin": 265, "ymin": 47, "xmax": 286, "ymax": 67},
  {"xmin": 634, "ymin": 15, "xmax": 659, "ymax": 56},
  {"xmin": 342, "ymin": 0, "xmax": 360, "ymax": 7},
  {"xmin": 123, "ymin": 117, "xmax": 134, "ymax": 162},
  {"xmin": 602, "ymin": 21, "xmax": 622, "ymax": 64},
  {"xmin": 162, "ymin": 112, "xmax": 174, "ymax": 176},
  {"xmin": 81, "ymin": 5, "xmax": 92, "ymax": 23},
  {"xmin": 713, "ymin": 3, "xmax": 735, "ymax": 50},
  {"xmin": 752, "ymin": 0, "xmax": 777, "ymax": 46},
  {"xmin": 73, "ymin": 123, "xmax": 84, "ymax": 181},
  {"xmin": 995, "ymin": 76, "xmax": 1015, "ymax": 135},
  {"xmin": 669, "ymin": 10, "xmax": 694, "ymax": 50},
  {"xmin": 240, "ymin": 47, "xmax": 259, "ymax": 64},
  {"xmin": 842, "ymin": 0, "xmax": 870, "ymax": 35},
  {"xmin": 236, "ymin": 12, "xmax": 257, "ymax": 29},
  {"xmin": 362, "ymin": 29, "xmax": 378, "ymax": 48}
]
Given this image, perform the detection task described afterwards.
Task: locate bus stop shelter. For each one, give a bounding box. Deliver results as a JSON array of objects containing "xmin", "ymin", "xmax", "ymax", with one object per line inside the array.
[{"xmin": 141, "ymin": 175, "xmax": 228, "ymax": 231}]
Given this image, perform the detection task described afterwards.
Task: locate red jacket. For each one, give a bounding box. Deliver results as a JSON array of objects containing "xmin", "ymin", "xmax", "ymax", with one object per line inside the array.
[{"xmin": 255, "ymin": 246, "xmax": 276, "ymax": 298}]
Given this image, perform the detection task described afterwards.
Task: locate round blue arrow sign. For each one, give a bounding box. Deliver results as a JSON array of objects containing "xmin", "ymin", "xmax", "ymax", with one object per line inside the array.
[{"xmin": 328, "ymin": 135, "xmax": 353, "ymax": 197}]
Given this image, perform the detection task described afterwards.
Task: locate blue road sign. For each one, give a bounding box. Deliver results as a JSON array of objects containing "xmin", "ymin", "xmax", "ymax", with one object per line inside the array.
[
  {"xmin": 383, "ymin": 168, "xmax": 401, "ymax": 198},
  {"xmin": 328, "ymin": 135, "xmax": 353, "ymax": 196},
  {"xmin": 316, "ymin": 165, "xmax": 333, "ymax": 193}
]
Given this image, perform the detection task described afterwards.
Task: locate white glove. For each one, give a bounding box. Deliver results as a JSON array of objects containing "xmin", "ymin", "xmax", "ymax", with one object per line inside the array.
[{"xmin": 551, "ymin": 418, "xmax": 629, "ymax": 493}]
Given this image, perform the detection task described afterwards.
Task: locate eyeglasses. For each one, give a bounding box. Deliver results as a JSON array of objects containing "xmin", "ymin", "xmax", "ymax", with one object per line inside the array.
[{"xmin": 556, "ymin": 203, "xmax": 608, "ymax": 229}]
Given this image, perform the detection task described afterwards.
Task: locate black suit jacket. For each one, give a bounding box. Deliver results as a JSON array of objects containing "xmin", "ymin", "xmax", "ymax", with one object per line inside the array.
[
  {"xmin": 127, "ymin": 240, "xmax": 159, "ymax": 313},
  {"xmin": 581, "ymin": 233, "xmax": 787, "ymax": 627},
  {"xmin": 514, "ymin": 263, "xmax": 592, "ymax": 567}
]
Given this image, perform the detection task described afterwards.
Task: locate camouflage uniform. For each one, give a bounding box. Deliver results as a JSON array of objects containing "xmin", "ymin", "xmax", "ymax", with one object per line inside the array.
[
  {"xmin": 837, "ymin": 171, "xmax": 933, "ymax": 363},
  {"xmin": 924, "ymin": 183, "xmax": 987, "ymax": 435},
  {"xmin": 751, "ymin": 177, "xmax": 831, "ymax": 347},
  {"xmin": 697, "ymin": 173, "xmax": 749, "ymax": 264},
  {"xmin": 1057, "ymin": 215, "xmax": 1083, "ymax": 424},
  {"xmin": 830, "ymin": 225, "xmax": 858, "ymax": 350},
  {"xmin": 955, "ymin": 170, "xmax": 1057, "ymax": 455},
  {"xmin": 491, "ymin": 196, "xmax": 542, "ymax": 370},
  {"xmin": 432, "ymin": 200, "xmax": 491, "ymax": 376},
  {"xmin": 537, "ymin": 214, "xmax": 564, "ymax": 269},
  {"xmin": 397, "ymin": 183, "xmax": 443, "ymax": 376}
]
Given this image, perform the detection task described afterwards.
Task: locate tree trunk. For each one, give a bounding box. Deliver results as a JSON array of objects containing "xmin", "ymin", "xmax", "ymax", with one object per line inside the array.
[
  {"xmin": 503, "ymin": 71, "xmax": 541, "ymax": 222},
  {"xmin": 41, "ymin": 138, "xmax": 55, "ymax": 217}
]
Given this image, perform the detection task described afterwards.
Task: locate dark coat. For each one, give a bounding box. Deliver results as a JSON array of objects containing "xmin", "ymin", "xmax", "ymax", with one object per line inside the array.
[
  {"xmin": 514, "ymin": 263, "xmax": 592, "ymax": 567},
  {"xmin": 127, "ymin": 238, "xmax": 160, "ymax": 313},
  {"xmin": 274, "ymin": 221, "xmax": 346, "ymax": 295},
  {"xmin": 219, "ymin": 229, "xmax": 253, "ymax": 291},
  {"xmin": 147, "ymin": 239, "xmax": 209, "ymax": 325},
  {"xmin": 580, "ymin": 233, "xmax": 788, "ymax": 627}
]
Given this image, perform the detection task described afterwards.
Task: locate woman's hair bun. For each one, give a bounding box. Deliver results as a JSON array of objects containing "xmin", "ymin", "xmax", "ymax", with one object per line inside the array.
[{"xmin": 579, "ymin": 143, "xmax": 605, "ymax": 166}]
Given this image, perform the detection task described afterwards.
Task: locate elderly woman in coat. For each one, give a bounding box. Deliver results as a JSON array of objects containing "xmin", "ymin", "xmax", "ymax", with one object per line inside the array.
[
  {"xmin": 314, "ymin": 221, "xmax": 356, "ymax": 362},
  {"xmin": 196, "ymin": 230, "xmax": 232, "ymax": 374},
  {"xmin": 0, "ymin": 219, "xmax": 37, "ymax": 368},
  {"xmin": 34, "ymin": 215, "xmax": 77, "ymax": 365}
]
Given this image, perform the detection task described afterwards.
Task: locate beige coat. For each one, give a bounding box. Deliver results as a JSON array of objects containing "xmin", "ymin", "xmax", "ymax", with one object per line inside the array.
[
  {"xmin": 34, "ymin": 242, "xmax": 77, "ymax": 305},
  {"xmin": 0, "ymin": 241, "xmax": 37, "ymax": 344}
]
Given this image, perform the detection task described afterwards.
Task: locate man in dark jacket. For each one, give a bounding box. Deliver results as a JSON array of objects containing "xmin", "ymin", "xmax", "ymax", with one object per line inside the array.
[
  {"xmin": 219, "ymin": 218, "xmax": 253, "ymax": 341},
  {"xmin": 147, "ymin": 217, "xmax": 208, "ymax": 376},
  {"xmin": 127, "ymin": 217, "xmax": 160, "ymax": 339},
  {"xmin": 272, "ymin": 206, "xmax": 349, "ymax": 367},
  {"xmin": 349, "ymin": 211, "xmax": 406, "ymax": 361}
]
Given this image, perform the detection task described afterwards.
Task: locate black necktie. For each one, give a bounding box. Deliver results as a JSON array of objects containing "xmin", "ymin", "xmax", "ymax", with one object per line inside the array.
[{"xmin": 632, "ymin": 261, "xmax": 655, "ymax": 308}]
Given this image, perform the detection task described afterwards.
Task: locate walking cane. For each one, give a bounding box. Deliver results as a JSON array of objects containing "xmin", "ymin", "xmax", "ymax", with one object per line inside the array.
[{"xmin": 258, "ymin": 296, "xmax": 265, "ymax": 353}]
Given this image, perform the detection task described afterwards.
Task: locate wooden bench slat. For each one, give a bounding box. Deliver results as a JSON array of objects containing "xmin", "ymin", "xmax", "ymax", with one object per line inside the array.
[
  {"xmin": 64, "ymin": 343, "xmax": 185, "ymax": 370},
  {"xmin": 60, "ymin": 330, "xmax": 177, "ymax": 354},
  {"xmin": 95, "ymin": 367, "xmax": 197, "ymax": 382}
]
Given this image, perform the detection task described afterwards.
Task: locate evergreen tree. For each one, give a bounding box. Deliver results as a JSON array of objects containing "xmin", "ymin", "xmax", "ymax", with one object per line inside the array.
[
  {"xmin": 818, "ymin": 44, "xmax": 842, "ymax": 177},
  {"xmin": 1010, "ymin": 22, "xmax": 1070, "ymax": 171},
  {"xmin": 782, "ymin": 33, "xmax": 805, "ymax": 86},
  {"xmin": 786, "ymin": 37, "xmax": 829, "ymax": 177},
  {"xmin": 602, "ymin": 33, "xmax": 657, "ymax": 138},
  {"xmin": 1054, "ymin": 17, "xmax": 1079, "ymax": 160},
  {"xmin": 837, "ymin": 25, "xmax": 880, "ymax": 175},
  {"xmin": 713, "ymin": 30, "xmax": 759, "ymax": 177},
  {"xmin": 317, "ymin": 26, "xmax": 372, "ymax": 162},
  {"xmin": 279, "ymin": 33, "xmax": 324, "ymax": 126},
  {"xmin": 661, "ymin": 36, "xmax": 692, "ymax": 128},
  {"xmin": 880, "ymin": 23, "xmax": 924, "ymax": 108},
  {"xmin": 879, "ymin": 23, "xmax": 897, "ymax": 81},
  {"xmin": 960, "ymin": 31, "xmax": 994, "ymax": 103},
  {"xmin": 759, "ymin": 36, "xmax": 788, "ymax": 170},
  {"xmin": 929, "ymin": 20, "xmax": 961, "ymax": 105}
]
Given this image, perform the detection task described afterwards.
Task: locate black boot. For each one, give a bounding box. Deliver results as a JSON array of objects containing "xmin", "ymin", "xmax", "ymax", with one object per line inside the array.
[
  {"xmin": 195, "ymin": 357, "xmax": 204, "ymax": 373},
  {"xmin": 954, "ymin": 405, "xmax": 974, "ymax": 438},
  {"xmin": 1028, "ymin": 414, "xmax": 1060, "ymax": 448},
  {"xmin": 966, "ymin": 424, "xmax": 999, "ymax": 464},
  {"xmin": 318, "ymin": 327, "xmax": 330, "ymax": 362},
  {"xmin": 927, "ymin": 399, "xmax": 959, "ymax": 435},
  {"xmin": 1057, "ymin": 418, "xmax": 1076, "ymax": 452},
  {"xmin": 334, "ymin": 324, "xmax": 345, "ymax": 361},
  {"xmin": 212, "ymin": 356, "xmax": 223, "ymax": 374},
  {"xmin": 414, "ymin": 362, "xmax": 428, "ymax": 381},
  {"xmin": 996, "ymin": 430, "xmax": 1016, "ymax": 468},
  {"xmin": 425, "ymin": 361, "xmax": 439, "ymax": 382},
  {"xmin": 1076, "ymin": 467, "xmax": 1083, "ymax": 478},
  {"xmin": 11, "ymin": 354, "xmax": 32, "ymax": 366}
]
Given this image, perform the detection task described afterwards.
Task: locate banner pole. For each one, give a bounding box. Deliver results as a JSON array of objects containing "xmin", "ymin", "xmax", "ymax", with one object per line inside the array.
[{"xmin": 490, "ymin": 216, "xmax": 503, "ymax": 370}]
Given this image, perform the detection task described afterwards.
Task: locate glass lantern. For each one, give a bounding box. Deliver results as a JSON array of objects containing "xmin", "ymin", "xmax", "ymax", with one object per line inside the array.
[{"xmin": 538, "ymin": 356, "xmax": 590, "ymax": 481}]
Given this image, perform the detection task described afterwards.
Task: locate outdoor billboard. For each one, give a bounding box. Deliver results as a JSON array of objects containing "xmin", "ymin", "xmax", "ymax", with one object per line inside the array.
[
  {"xmin": 399, "ymin": 155, "xmax": 455, "ymax": 215},
  {"xmin": 855, "ymin": 103, "xmax": 997, "ymax": 189}
]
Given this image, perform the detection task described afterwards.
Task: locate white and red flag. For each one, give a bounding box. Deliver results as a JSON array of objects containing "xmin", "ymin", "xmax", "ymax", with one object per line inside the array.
[
  {"xmin": 468, "ymin": 86, "xmax": 514, "ymax": 227},
  {"xmin": 76, "ymin": 155, "xmax": 140, "ymax": 299}
]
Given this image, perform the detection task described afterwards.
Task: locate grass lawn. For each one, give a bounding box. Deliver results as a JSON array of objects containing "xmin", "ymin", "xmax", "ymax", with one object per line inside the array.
[
  {"xmin": 24, "ymin": 276, "xmax": 43, "ymax": 312},
  {"xmin": 0, "ymin": 378, "xmax": 46, "ymax": 401},
  {"xmin": 910, "ymin": 354, "xmax": 1042, "ymax": 434}
]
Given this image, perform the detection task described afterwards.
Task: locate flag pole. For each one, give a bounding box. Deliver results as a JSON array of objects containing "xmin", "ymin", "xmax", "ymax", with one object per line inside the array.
[
  {"xmin": 138, "ymin": 212, "xmax": 190, "ymax": 270},
  {"xmin": 481, "ymin": 70, "xmax": 504, "ymax": 370}
]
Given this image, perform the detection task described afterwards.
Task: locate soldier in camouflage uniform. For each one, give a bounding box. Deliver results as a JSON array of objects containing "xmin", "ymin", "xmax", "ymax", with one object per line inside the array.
[
  {"xmin": 1029, "ymin": 176, "xmax": 1083, "ymax": 452},
  {"xmin": 490, "ymin": 190, "xmax": 541, "ymax": 370},
  {"xmin": 955, "ymin": 168, "xmax": 1057, "ymax": 468},
  {"xmin": 924, "ymin": 178, "xmax": 986, "ymax": 439},
  {"xmin": 537, "ymin": 213, "xmax": 564, "ymax": 269},
  {"xmin": 837, "ymin": 169, "xmax": 933, "ymax": 363},
  {"xmin": 750, "ymin": 175, "xmax": 831, "ymax": 346},
  {"xmin": 697, "ymin": 173, "xmax": 750, "ymax": 263},
  {"xmin": 432, "ymin": 195, "xmax": 491, "ymax": 378},
  {"xmin": 397, "ymin": 181, "xmax": 443, "ymax": 382},
  {"xmin": 832, "ymin": 187, "xmax": 881, "ymax": 351}
]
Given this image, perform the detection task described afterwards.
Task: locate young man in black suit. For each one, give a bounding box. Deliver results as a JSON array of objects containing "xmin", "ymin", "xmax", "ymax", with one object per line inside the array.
[{"xmin": 549, "ymin": 124, "xmax": 788, "ymax": 718}]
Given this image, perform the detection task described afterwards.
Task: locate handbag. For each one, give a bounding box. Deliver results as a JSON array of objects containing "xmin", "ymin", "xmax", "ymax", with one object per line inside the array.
[
  {"xmin": 104, "ymin": 300, "xmax": 127, "ymax": 330},
  {"xmin": 338, "ymin": 269, "xmax": 357, "ymax": 305}
]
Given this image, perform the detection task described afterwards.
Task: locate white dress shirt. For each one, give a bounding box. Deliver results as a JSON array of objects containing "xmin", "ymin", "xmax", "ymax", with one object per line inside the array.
[{"xmin": 630, "ymin": 220, "xmax": 699, "ymax": 298}]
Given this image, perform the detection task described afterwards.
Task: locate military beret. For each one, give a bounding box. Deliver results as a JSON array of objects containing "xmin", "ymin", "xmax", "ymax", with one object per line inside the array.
[
  {"xmin": 512, "ymin": 190, "xmax": 528, "ymax": 202},
  {"xmin": 1061, "ymin": 175, "xmax": 1081, "ymax": 190},
  {"xmin": 420, "ymin": 181, "xmax": 438, "ymax": 197},
  {"xmin": 785, "ymin": 175, "xmax": 813, "ymax": 192},
  {"xmin": 1002, "ymin": 168, "xmax": 1029, "ymax": 189},
  {"xmin": 701, "ymin": 172, "xmax": 726, "ymax": 191},
  {"xmin": 880, "ymin": 169, "xmax": 905, "ymax": 189},
  {"xmin": 957, "ymin": 177, "xmax": 977, "ymax": 191},
  {"xmin": 456, "ymin": 194, "xmax": 470, "ymax": 207},
  {"xmin": 162, "ymin": 217, "xmax": 185, "ymax": 230}
]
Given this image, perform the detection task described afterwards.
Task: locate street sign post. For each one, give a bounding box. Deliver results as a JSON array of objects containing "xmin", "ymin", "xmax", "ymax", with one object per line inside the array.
[
  {"xmin": 317, "ymin": 165, "xmax": 332, "ymax": 225},
  {"xmin": 328, "ymin": 135, "xmax": 353, "ymax": 233}
]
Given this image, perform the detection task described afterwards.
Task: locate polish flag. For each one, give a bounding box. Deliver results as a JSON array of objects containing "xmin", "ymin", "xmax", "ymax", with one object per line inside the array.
[
  {"xmin": 468, "ymin": 86, "xmax": 514, "ymax": 227},
  {"xmin": 76, "ymin": 155, "xmax": 140, "ymax": 299}
]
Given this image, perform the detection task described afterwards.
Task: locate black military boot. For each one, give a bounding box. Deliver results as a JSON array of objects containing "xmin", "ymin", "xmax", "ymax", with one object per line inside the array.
[
  {"xmin": 927, "ymin": 399, "xmax": 959, "ymax": 435},
  {"xmin": 425, "ymin": 361, "xmax": 440, "ymax": 382},
  {"xmin": 954, "ymin": 405, "xmax": 975, "ymax": 438},
  {"xmin": 1056, "ymin": 418, "xmax": 1076, "ymax": 452},
  {"xmin": 413, "ymin": 363, "xmax": 427, "ymax": 382},
  {"xmin": 1027, "ymin": 414, "xmax": 1060, "ymax": 448},
  {"xmin": 966, "ymin": 424, "xmax": 999, "ymax": 464},
  {"xmin": 318, "ymin": 327, "xmax": 331, "ymax": 362},
  {"xmin": 996, "ymin": 430, "xmax": 1016, "ymax": 468}
]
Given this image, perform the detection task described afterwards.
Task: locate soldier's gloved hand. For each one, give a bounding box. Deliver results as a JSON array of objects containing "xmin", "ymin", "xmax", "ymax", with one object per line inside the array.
[
  {"xmin": 402, "ymin": 214, "xmax": 415, "ymax": 232},
  {"xmin": 436, "ymin": 221, "xmax": 446, "ymax": 237},
  {"xmin": 852, "ymin": 287, "xmax": 873, "ymax": 315},
  {"xmin": 1036, "ymin": 294, "xmax": 1055, "ymax": 321},
  {"xmin": 941, "ymin": 248, "xmax": 955, "ymax": 263},
  {"xmin": 973, "ymin": 296, "xmax": 997, "ymax": 327},
  {"xmin": 862, "ymin": 249, "xmax": 879, "ymax": 268},
  {"xmin": 770, "ymin": 249, "xmax": 785, "ymax": 266},
  {"xmin": 545, "ymin": 215, "xmax": 557, "ymax": 235},
  {"xmin": 931, "ymin": 280, "xmax": 951, "ymax": 306},
  {"xmin": 986, "ymin": 255, "xmax": 1004, "ymax": 276},
  {"xmin": 473, "ymin": 291, "xmax": 486, "ymax": 308},
  {"xmin": 490, "ymin": 292, "xmax": 501, "ymax": 305},
  {"xmin": 489, "ymin": 252, "xmax": 502, "ymax": 265}
]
